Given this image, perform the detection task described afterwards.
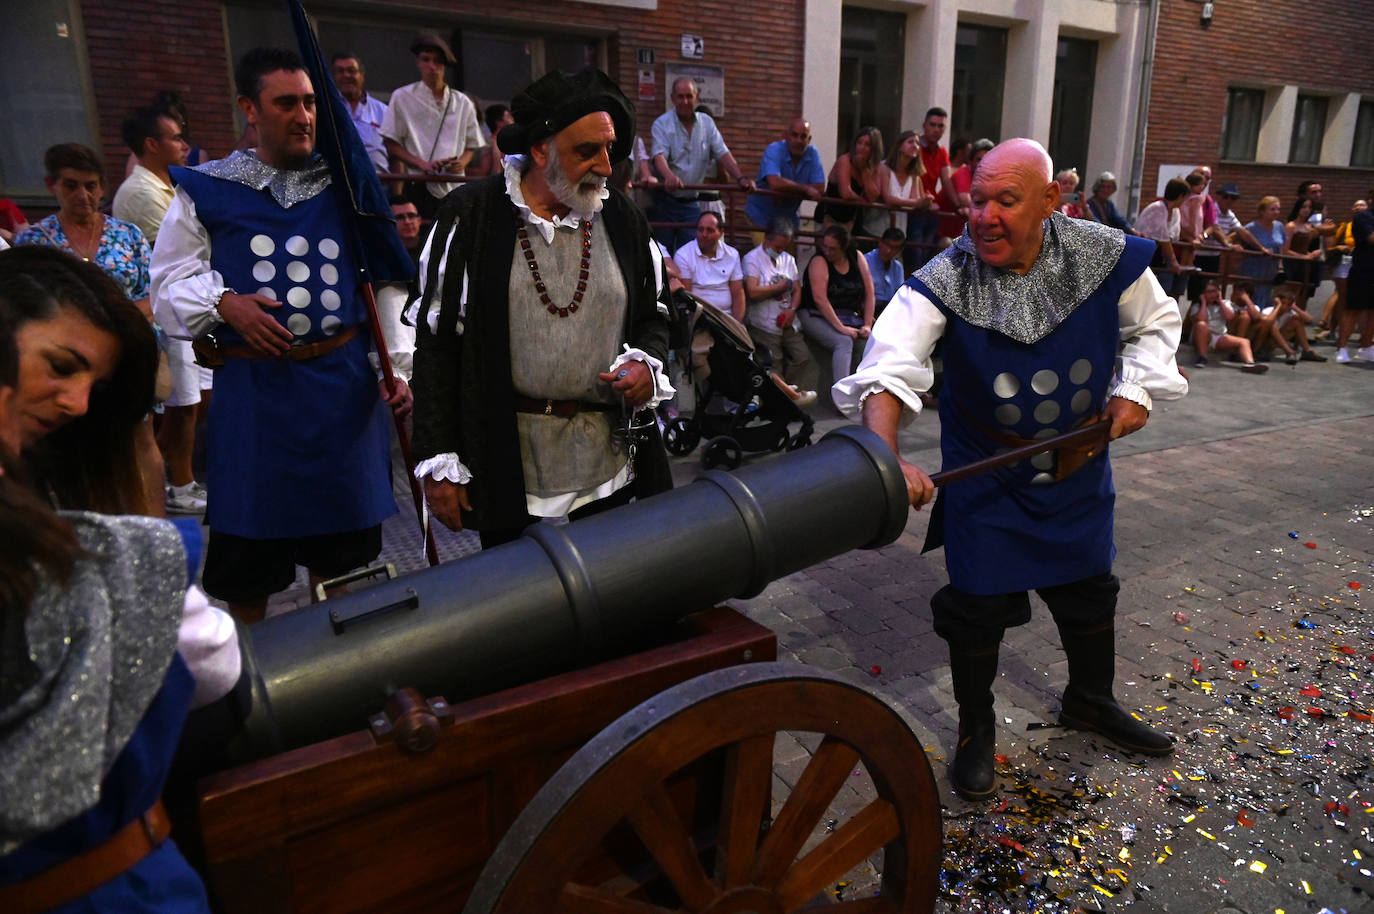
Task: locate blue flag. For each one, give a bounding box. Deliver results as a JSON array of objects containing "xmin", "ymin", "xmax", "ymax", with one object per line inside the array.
[{"xmin": 287, "ymin": 0, "xmax": 413, "ymax": 284}]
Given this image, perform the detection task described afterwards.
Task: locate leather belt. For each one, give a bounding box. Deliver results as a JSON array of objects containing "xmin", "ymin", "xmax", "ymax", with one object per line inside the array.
[
  {"xmin": 0, "ymin": 800, "xmax": 172, "ymax": 914},
  {"xmin": 193, "ymin": 324, "xmax": 359, "ymax": 368},
  {"xmin": 513, "ymin": 396, "xmax": 617, "ymax": 418}
]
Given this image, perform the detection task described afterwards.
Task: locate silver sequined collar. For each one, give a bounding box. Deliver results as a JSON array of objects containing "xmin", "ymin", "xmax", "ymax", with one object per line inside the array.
[
  {"xmin": 0, "ymin": 514, "xmax": 184, "ymax": 853},
  {"xmin": 916, "ymin": 212, "xmax": 1127, "ymax": 345},
  {"xmin": 194, "ymin": 150, "xmax": 332, "ymax": 208}
]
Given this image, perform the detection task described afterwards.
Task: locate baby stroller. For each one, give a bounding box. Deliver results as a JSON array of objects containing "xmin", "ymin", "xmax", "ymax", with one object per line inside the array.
[{"xmin": 660, "ymin": 291, "xmax": 815, "ymax": 470}]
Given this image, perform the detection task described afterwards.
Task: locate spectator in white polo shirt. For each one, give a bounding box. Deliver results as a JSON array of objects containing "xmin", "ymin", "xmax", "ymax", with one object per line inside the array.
[
  {"xmin": 381, "ymin": 34, "xmax": 485, "ymax": 220},
  {"xmin": 674, "ymin": 211, "xmax": 744, "ymax": 321}
]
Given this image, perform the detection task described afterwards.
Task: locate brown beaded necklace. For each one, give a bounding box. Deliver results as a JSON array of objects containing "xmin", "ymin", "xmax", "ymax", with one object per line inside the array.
[{"xmin": 517, "ymin": 217, "xmax": 592, "ymax": 317}]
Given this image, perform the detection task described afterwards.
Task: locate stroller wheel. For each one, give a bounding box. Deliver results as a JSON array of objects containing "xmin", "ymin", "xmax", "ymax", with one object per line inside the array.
[
  {"xmin": 772, "ymin": 425, "xmax": 791, "ymax": 452},
  {"xmin": 663, "ymin": 416, "xmax": 700, "ymax": 456},
  {"xmin": 785, "ymin": 431, "xmax": 812, "ymax": 451},
  {"xmin": 701, "ymin": 436, "xmax": 743, "ymax": 470}
]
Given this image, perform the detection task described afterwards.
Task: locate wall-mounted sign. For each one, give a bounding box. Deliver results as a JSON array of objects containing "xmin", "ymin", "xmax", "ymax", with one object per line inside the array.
[
  {"xmin": 680, "ymin": 34, "xmax": 704, "ymax": 59},
  {"xmin": 664, "ymin": 62, "xmax": 725, "ymax": 117},
  {"xmin": 638, "ymin": 68, "xmax": 656, "ymax": 101}
]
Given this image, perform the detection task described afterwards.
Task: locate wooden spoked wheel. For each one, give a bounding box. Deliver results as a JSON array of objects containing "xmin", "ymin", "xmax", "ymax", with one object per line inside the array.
[{"xmin": 463, "ymin": 662, "xmax": 941, "ymax": 914}]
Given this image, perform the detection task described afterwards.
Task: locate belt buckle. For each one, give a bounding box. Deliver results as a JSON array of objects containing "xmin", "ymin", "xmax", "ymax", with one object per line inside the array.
[
  {"xmin": 544, "ymin": 399, "xmax": 553, "ymax": 416},
  {"xmin": 140, "ymin": 808, "xmax": 160, "ymax": 846}
]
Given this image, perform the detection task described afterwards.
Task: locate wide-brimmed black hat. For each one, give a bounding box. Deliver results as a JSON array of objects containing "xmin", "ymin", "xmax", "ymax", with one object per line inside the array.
[{"xmin": 497, "ymin": 67, "xmax": 634, "ymax": 163}]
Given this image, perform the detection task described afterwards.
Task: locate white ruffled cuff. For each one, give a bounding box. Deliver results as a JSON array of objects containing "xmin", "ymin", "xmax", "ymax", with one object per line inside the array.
[
  {"xmin": 609, "ymin": 346, "xmax": 676, "ymax": 409},
  {"xmin": 414, "ymin": 453, "xmax": 473, "ymax": 484},
  {"xmin": 1110, "ymin": 379, "xmax": 1153, "ymax": 412}
]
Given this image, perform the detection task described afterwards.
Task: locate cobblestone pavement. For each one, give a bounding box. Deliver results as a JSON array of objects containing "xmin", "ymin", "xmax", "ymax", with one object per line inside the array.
[{"xmin": 246, "ymin": 337, "xmax": 1374, "ymax": 912}]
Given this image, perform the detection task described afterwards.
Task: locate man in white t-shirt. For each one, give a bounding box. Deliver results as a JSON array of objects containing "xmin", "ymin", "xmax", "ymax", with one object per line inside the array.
[
  {"xmin": 742, "ymin": 218, "xmax": 811, "ymax": 393},
  {"xmin": 381, "ymin": 34, "xmax": 485, "ymax": 219},
  {"xmin": 674, "ymin": 211, "xmax": 744, "ymax": 320}
]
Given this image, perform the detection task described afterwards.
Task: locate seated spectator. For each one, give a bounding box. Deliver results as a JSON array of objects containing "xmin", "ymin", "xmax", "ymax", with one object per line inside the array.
[
  {"xmin": 744, "ymin": 118, "xmax": 825, "ymax": 232},
  {"xmin": 1190, "ymin": 278, "xmax": 1266, "ymax": 372},
  {"xmin": 1226, "ymin": 279, "xmax": 1262, "ymax": 338},
  {"xmin": 477, "ymin": 103, "xmax": 515, "ymax": 177},
  {"xmin": 1134, "ymin": 177, "xmax": 1191, "ymax": 303},
  {"xmin": 798, "ymin": 224, "xmax": 874, "ymax": 389},
  {"xmin": 741, "ymin": 218, "xmax": 814, "ymax": 403},
  {"xmin": 1086, "ymin": 171, "xmax": 1132, "ymax": 233},
  {"xmin": 818, "ymin": 127, "xmax": 883, "ymax": 236},
  {"xmin": 1055, "ymin": 168, "xmax": 1090, "ymax": 220},
  {"xmin": 1256, "ymin": 284, "xmax": 1326, "ymax": 364},
  {"xmin": 864, "ymin": 227, "xmax": 906, "ymax": 315},
  {"xmin": 674, "ymin": 211, "xmax": 744, "ymax": 321},
  {"xmin": 1236, "ymin": 196, "xmax": 1288, "ymax": 310},
  {"xmin": 877, "ymin": 131, "xmax": 932, "ymax": 225}
]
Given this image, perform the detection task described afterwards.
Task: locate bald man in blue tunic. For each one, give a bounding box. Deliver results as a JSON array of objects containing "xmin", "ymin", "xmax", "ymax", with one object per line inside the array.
[{"xmin": 835, "ymin": 139, "xmax": 1189, "ymax": 801}]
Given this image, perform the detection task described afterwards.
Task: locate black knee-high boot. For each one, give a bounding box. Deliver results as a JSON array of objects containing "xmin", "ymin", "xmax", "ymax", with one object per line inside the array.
[
  {"xmin": 948, "ymin": 642, "xmax": 1001, "ymax": 799},
  {"xmin": 1057, "ymin": 621, "xmax": 1174, "ymax": 755}
]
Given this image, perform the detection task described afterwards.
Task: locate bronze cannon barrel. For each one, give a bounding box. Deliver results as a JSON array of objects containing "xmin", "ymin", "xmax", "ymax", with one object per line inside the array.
[{"xmin": 229, "ymin": 426, "xmax": 908, "ymax": 759}]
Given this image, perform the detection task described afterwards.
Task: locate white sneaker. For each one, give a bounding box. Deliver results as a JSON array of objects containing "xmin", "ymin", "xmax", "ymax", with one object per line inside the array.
[
  {"xmin": 1336, "ymin": 348, "xmax": 1352, "ymax": 363},
  {"xmin": 165, "ymin": 482, "xmax": 207, "ymax": 514},
  {"xmin": 1358, "ymin": 346, "xmax": 1374, "ymax": 361},
  {"xmin": 188, "ymin": 480, "xmax": 208, "ymax": 500}
]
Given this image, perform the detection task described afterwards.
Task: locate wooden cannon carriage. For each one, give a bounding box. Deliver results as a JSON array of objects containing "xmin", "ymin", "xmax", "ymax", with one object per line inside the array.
[{"xmin": 185, "ymin": 428, "xmax": 943, "ymax": 913}]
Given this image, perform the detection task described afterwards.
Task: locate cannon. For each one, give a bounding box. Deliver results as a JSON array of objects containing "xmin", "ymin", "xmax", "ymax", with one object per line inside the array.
[{"xmin": 188, "ymin": 427, "xmax": 943, "ymax": 913}]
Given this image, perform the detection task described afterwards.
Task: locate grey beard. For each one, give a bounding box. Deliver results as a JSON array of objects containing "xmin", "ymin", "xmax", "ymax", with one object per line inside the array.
[{"xmin": 545, "ymin": 144, "xmax": 606, "ymax": 215}]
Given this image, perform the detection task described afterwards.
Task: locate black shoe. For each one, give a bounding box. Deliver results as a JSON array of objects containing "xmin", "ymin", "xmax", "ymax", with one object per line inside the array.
[
  {"xmin": 1286, "ymin": 353, "xmax": 1299, "ymax": 365},
  {"xmin": 950, "ymin": 713, "xmax": 998, "ymax": 799},
  {"xmin": 1060, "ymin": 688, "xmax": 1175, "ymax": 755},
  {"xmin": 1301, "ymin": 349, "xmax": 1328, "ymax": 362}
]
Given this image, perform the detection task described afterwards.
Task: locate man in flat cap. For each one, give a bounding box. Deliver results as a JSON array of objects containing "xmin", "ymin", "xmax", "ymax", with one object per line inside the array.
[
  {"xmin": 381, "ymin": 33, "xmax": 485, "ymax": 220},
  {"xmin": 408, "ymin": 67, "xmax": 674, "ymax": 548}
]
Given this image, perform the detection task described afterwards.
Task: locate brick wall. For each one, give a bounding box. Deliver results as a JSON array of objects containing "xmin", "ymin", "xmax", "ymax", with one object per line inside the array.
[
  {"xmin": 81, "ymin": 0, "xmax": 240, "ymax": 193},
  {"xmin": 1145, "ymin": 0, "xmax": 1374, "ymax": 215},
  {"xmin": 80, "ymin": 0, "xmax": 804, "ymax": 200}
]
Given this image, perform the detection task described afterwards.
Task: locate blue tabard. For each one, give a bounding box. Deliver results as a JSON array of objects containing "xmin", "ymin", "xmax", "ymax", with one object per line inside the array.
[
  {"xmin": 172, "ymin": 165, "xmax": 393, "ymax": 538},
  {"xmin": 918, "ymin": 236, "xmax": 1154, "ymax": 595}
]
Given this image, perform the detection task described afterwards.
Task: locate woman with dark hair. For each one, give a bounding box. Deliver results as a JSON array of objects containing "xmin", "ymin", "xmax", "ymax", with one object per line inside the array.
[
  {"xmin": 0, "ymin": 247, "xmax": 159, "ymax": 514},
  {"xmin": 799, "ymin": 223, "xmax": 875, "ymax": 388},
  {"xmin": 15, "ymin": 145, "xmax": 153, "ymax": 319},
  {"xmin": 0, "ymin": 252, "xmax": 241, "ymax": 912},
  {"xmin": 820, "ymin": 127, "xmax": 884, "ymax": 235},
  {"xmin": 1283, "ymin": 196, "xmax": 1324, "ymax": 294}
]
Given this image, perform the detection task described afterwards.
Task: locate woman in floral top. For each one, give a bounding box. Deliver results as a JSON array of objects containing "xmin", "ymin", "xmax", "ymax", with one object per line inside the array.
[
  {"xmin": 15, "ymin": 143, "xmax": 163, "ymax": 515},
  {"xmin": 15, "ymin": 144, "xmax": 152, "ymax": 315}
]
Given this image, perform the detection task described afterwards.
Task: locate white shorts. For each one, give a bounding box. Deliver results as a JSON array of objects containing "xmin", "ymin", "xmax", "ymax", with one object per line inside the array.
[{"xmin": 163, "ymin": 338, "xmax": 203, "ymax": 408}]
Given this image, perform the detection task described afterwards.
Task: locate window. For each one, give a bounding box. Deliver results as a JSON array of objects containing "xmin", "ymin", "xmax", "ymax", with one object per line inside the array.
[
  {"xmin": 837, "ymin": 8, "xmax": 905, "ymax": 160},
  {"xmin": 1351, "ymin": 99, "xmax": 1374, "ymax": 167},
  {"xmin": 1220, "ymin": 87, "xmax": 1263, "ymax": 161},
  {"xmin": 952, "ymin": 25, "xmax": 1006, "ymax": 145},
  {"xmin": 1048, "ymin": 37, "xmax": 1097, "ymax": 178},
  {"xmin": 1288, "ymin": 94, "xmax": 1328, "ymax": 164},
  {"xmin": 0, "ymin": 0, "xmax": 99, "ymax": 200}
]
